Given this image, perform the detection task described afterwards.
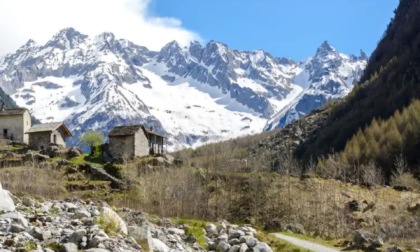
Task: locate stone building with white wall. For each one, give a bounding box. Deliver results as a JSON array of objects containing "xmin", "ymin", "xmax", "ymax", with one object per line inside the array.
[{"xmin": 0, "ymin": 108, "xmax": 31, "ymax": 144}]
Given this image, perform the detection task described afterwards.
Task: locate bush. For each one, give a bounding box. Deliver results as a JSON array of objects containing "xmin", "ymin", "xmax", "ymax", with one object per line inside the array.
[{"xmin": 390, "ymin": 173, "xmax": 420, "ymax": 190}]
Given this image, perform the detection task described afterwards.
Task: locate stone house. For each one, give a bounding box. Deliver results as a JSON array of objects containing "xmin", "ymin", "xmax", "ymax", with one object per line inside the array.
[
  {"xmin": 26, "ymin": 122, "xmax": 72, "ymax": 150},
  {"xmin": 108, "ymin": 125, "xmax": 165, "ymax": 159},
  {"xmin": 0, "ymin": 108, "xmax": 31, "ymax": 144}
]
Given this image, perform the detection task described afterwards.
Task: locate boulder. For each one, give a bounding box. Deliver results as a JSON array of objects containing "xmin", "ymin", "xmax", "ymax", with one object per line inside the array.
[
  {"xmin": 229, "ymin": 229, "xmax": 245, "ymax": 239},
  {"xmin": 253, "ymin": 242, "xmax": 273, "ymax": 252},
  {"xmin": 152, "ymin": 238, "xmax": 169, "ymax": 252},
  {"xmin": 346, "ymin": 200, "xmax": 360, "ymax": 212},
  {"xmin": 352, "ymin": 230, "xmax": 379, "ymax": 249},
  {"xmin": 245, "ymin": 237, "xmax": 258, "ymax": 248},
  {"xmin": 46, "ymin": 145, "xmax": 60, "ymax": 158},
  {"xmin": 217, "ymin": 241, "xmax": 231, "ymax": 252},
  {"xmin": 205, "ymin": 223, "xmax": 217, "ymax": 236},
  {"xmin": 23, "ymin": 152, "xmax": 35, "ymax": 162},
  {"xmin": 239, "ymin": 243, "xmax": 249, "ymax": 252},
  {"xmin": 75, "ymin": 209, "xmax": 91, "ymax": 219},
  {"xmin": 100, "ymin": 207, "xmax": 128, "ymax": 235},
  {"xmin": 34, "ymin": 153, "xmax": 49, "ymax": 162},
  {"xmin": 10, "ymin": 224, "xmax": 25, "ymax": 233},
  {"xmin": 128, "ymin": 226, "xmax": 153, "ymax": 252},
  {"xmin": 62, "ymin": 243, "xmax": 78, "ymax": 252},
  {"xmin": 69, "ymin": 229, "xmax": 87, "ymax": 244},
  {"xmin": 89, "ymin": 230, "xmax": 109, "ymax": 247},
  {"xmin": 163, "ymin": 154, "xmax": 175, "ymax": 165},
  {"xmin": 30, "ymin": 227, "xmax": 51, "ymax": 241},
  {"xmin": 229, "ymin": 244, "xmax": 241, "ymax": 252},
  {"xmin": 286, "ymin": 223, "xmax": 306, "ymax": 235},
  {"xmin": 167, "ymin": 227, "xmax": 185, "ymax": 236},
  {"xmin": 68, "ymin": 147, "xmax": 82, "ymax": 158},
  {"xmin": 0, "ymin": 212, "xmax": 28, "ymax": 227},
  {"xmin": 0, "ymin": 183, "xmax": 15, "ymax": 212}
]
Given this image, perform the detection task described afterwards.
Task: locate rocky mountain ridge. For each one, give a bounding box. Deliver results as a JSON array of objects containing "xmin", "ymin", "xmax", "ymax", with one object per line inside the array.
[{"xmin": 0, "ymin": 28, "xmax": 367, "ymax": 149}]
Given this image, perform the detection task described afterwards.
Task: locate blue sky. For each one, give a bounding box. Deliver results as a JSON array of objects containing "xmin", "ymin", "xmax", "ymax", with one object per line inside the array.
[{"xmin": 151, "ymin": 0, "xmax": 399, "ymax": 61}]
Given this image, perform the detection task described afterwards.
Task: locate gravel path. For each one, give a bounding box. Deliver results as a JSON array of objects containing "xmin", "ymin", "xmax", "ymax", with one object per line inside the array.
[{"xmin": 271, "ymin": 233, "xmax": 341, "ymax": 252}]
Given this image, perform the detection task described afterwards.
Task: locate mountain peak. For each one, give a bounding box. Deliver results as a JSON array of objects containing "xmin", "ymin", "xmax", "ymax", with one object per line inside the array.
[
  {"xmin": 319, "ymin": 40, "xmax": 333, "ymax": 50},
  {"xmin": 19, "ymin": 39, "xmax": 37, "ymax": 50},
  {"xmin": 160, "ymin": 40, "xmax": 182, "ymax": 55},
  {"xmin": 315, "ymin": 40, "xmax": 338, "ymax": 59},
  {"xmin": 359, "ymin": 49, "xmax": 368, "ymax": 60},
  {"xmin": 54, "ymin": 27, "xmax": 85, "ymax": 39},
  {"xmin": 45, "ymin": 27, "xmax": 87, "ymax": 50}
]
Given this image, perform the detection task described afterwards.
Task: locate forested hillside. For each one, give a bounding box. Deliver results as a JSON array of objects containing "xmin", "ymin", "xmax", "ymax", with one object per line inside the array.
[{"xmin": 296, "ymin": 0, "xmax": 420, "ymax": 176}]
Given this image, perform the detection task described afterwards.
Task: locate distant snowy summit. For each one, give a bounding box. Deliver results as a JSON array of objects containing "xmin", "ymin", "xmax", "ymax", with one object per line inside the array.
[
  {"xmin": 265, "ymin": 41, "xmax": 367, "ymax": 130},
  {"xmin": 0, "ymin": 28, "xmax": 367, "ymax": 149}
]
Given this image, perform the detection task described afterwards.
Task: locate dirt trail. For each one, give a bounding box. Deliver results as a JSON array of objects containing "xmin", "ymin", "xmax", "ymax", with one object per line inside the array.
[{"xmin": 271, "ymin": 233, "xmax": 341, "ymax": 252}]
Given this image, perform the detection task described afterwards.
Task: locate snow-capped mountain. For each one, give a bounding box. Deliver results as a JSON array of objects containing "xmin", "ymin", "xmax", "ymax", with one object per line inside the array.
[
  {"xmin": 0, "ymin": 28, "xmax": 366, "ymax": 150},
  {"xmin": 265, "ymin": 41, "xmax": 368, "ymax": 130}
]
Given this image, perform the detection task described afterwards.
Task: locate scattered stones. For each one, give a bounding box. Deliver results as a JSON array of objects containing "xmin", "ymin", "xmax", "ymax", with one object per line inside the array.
[
  {"xmin": 0, "ymin": 193, "xmax": 271, "ymax": 252},
  {"xmin": 204, "ymin": 220, "xmax": 272, "ymax": 252}
]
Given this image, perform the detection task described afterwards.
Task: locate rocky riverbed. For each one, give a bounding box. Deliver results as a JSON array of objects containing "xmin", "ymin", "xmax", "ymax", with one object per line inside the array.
[{"xmin": 0, "ymin": 183, "xmax": 273, "ymax": 252}]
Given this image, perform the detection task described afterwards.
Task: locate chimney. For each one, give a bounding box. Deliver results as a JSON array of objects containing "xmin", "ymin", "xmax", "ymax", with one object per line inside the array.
[{"xmin": 149, "ymin": 126, "xmax": 153, "ymax": 132}]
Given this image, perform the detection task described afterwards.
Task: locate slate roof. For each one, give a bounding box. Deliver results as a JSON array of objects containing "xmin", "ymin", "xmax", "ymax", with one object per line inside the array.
[
  {"xmin": 0, "ymin": 108, "xmax": 28, "ymax": 116},
  {"xmin": 26, "ymin": 122, "xmax": 72, "ymax": 137},
  {"xmin": 108, "ymin": 125, "xmax": 143, "ymax": 137},
  {"xmin": 109, "ymin": 125, "xmax": 166, "ymax": 138}
]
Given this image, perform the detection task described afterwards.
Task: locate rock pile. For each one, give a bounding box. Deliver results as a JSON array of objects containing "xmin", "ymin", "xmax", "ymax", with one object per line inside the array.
[
  {"xmin": 204, "ymin": 220, "xmax": 273, "ymax": 252},
  {"xmin": 0, "ymin": 183, "xmax": 272, "ymax": 252}
]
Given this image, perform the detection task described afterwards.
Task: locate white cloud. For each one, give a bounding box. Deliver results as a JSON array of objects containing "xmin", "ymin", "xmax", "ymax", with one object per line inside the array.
[{"xmin": 0, "ymin": 0, "xmax": 201, "ymax": 55}]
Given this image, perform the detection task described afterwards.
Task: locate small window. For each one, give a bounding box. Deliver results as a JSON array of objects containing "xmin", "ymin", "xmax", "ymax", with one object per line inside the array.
[
  {"xmin": 53, "ymin": 134, "xmax": 57, "ymax": 144},
  {"xmin": 3, "ymin": 129, "xmax": 8, "ymax": 138}
]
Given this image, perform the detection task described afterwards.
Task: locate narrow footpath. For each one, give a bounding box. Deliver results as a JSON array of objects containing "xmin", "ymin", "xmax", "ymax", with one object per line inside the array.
[{"xmin": 271, "ymin": 233, "xmax": 341, "ymax": 252}]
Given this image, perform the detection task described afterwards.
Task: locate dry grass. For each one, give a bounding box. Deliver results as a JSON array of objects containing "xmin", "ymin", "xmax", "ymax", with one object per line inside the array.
[
  {"xmin": 108, "ymin": 164, "xmax": 420, "ymax": 248},
  {"xmin": 0, "ymin": 165, "xmax": 66, "ymax": 199}
]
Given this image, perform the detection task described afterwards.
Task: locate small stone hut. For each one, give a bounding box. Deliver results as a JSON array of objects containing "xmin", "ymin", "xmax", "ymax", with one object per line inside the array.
[
  {"xmin": 108, "ymin": 125, "xmax": 165, "ymax": 159},
  {"xmin": 26, "ymin": 122, "xmax": 72, "ymax": 150},
  {"xmin": 0, "ymin": 108, "xmax": 31, "ymax": 144}
]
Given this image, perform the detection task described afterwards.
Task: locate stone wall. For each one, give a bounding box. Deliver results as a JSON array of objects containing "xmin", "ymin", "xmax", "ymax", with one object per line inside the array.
[
  {"xmin": 109, "ymin": 135, "xmax": 134, "ymax": 160},
  {"xmin": 28, "ymin": 132, "xmax": 51, "ymax": 150}
]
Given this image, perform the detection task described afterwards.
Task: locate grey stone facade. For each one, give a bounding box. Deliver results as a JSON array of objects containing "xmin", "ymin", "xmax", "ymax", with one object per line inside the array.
[{"xmin": 108, "ymin": 125, "xmax": 165, "ymax": 159}]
